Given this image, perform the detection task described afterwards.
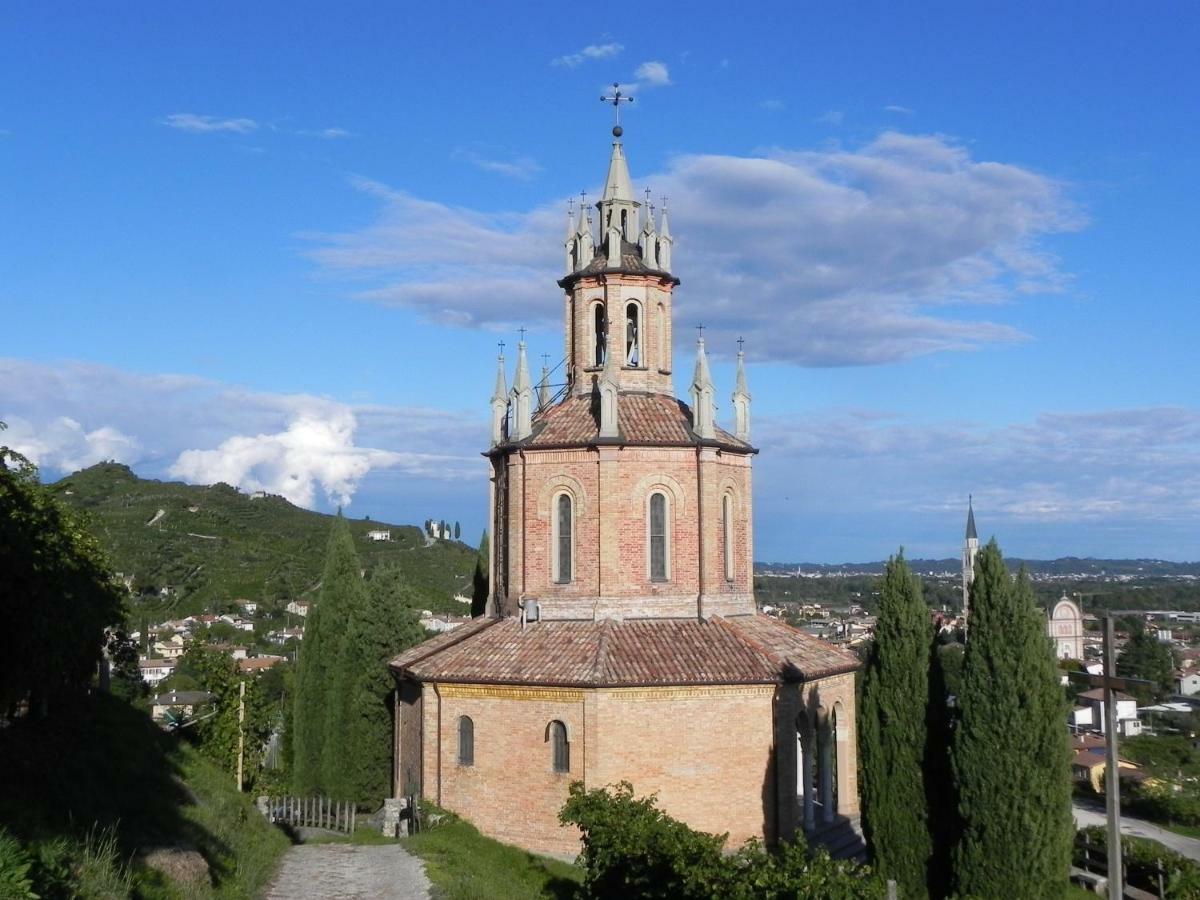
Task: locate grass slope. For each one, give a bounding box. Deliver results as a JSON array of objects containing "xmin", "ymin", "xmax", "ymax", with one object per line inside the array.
[
  {"xmin": 51, "ymin": 463, "xmax": 477, "ymax": 618},
  {"xmin": 403, "ymin": 814, "xmax": 582, "ymax": 900},
  {"xmin": 0, "ymin": 693, "xmax": 290, "ymax": 898}
]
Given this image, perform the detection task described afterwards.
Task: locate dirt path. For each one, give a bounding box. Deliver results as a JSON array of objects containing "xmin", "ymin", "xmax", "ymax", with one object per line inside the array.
[{"xmin": 263, "ymin": 843, "xmax": 431, "ymax": 899}]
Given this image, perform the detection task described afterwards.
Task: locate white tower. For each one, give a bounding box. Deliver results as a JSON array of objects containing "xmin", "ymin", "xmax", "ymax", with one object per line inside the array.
[{"xmin": 962, "ymin": 496, "xmax": 979, "ymax": 618}]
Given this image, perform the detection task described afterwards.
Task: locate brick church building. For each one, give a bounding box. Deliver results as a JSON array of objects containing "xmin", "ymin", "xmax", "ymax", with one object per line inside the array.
[{"xmin": 390, "ymin": 119, "xmax": 861, "ymax": 856}]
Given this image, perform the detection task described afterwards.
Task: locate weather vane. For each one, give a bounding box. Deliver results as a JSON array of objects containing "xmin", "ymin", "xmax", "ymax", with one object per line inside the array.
[{"xmin": 600, "ymin": 82, "xmax": 633, "ymax": 135}]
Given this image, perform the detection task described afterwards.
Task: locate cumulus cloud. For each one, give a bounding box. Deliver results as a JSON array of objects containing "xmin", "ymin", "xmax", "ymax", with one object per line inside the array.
[
  {"xmin": 306, "ymin": 131, "xmax": 1082, "ymax": 365},
  {"xmin": 885, "ymin": 105, "xmax": 915, "ymax": 115},
  {"xmin": 161, "ymin": 113, "xmax": 258, "ymax": 134},
  {"xmin": 298, "ymin": 127, "xmax": 353, "ymax": 139},
  {"xmin": 0, "ymin": 359, "xmax": 479, "ymax": 510},
  {"xmin": 552, "ymin": 42, "xmax": 623, "ymax": 68},
  {"xmin": 815, "ymin": 110, "xmax": 844, "ymax": 126},
  {"xmin": 634, "ymin": 61, "xmax": 671, "ymax": 87}
]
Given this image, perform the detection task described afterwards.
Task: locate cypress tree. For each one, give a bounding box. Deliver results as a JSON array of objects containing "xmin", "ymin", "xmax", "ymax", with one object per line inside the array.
[
  {"xmin": 340, "ymin": 566, "xmax": 427, "ymax": 803},
  {"xmin": 859, "ymin": 551, "xmax": 933, "ymax": 898},
  {"xmin": 471, "ymin": 530, "xmax": 489, "ymax": 618},
  {"xmin": 292, "ymin": 512, "xmax": 363, "ymax": 795},
  {"xmin": 952, "ymin": 540, "xmax": 1072, "ymax": 898}
]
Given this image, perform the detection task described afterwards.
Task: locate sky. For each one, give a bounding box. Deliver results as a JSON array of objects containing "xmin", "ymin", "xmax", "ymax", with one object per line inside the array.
[{"xmin": 2, "ymin": 2, "xmax": 1198, "ymax": 563}]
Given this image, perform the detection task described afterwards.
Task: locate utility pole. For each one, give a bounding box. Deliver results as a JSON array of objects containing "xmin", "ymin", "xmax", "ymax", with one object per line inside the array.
[
  {"xmin": 1102, "ymin": 617, "xmax": 1122, "ymax": 900},
  {"xmin": 236, "ymin": 680, "xmax": 246, "ymax": 792}
]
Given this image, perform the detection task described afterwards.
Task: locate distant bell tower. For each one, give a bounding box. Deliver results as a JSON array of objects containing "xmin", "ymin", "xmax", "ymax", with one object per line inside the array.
[{"xmin": 962, "ymin": 496, "xmax": 979, "ymax": 618}]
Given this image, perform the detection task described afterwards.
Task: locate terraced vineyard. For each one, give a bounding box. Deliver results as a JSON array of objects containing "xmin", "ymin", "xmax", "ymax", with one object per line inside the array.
[{"xmin": 51, "ymin": 462, "xmax": 477, "ymax": 619}]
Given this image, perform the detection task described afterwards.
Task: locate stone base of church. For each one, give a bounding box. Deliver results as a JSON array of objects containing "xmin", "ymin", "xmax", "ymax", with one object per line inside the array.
[{"xmin": 396, "ymin": 674, "xmax": 858, "ymax": 857}]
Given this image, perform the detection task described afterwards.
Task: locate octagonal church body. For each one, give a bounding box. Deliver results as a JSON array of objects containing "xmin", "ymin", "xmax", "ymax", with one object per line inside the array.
[{"xmin": 390, "ymin": 125, "xmax": 861, "ymax": 856}]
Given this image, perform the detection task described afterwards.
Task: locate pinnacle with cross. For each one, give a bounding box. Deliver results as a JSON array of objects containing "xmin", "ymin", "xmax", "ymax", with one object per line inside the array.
[{"xmin": 600, "ymin": 82, "xmax": 633, "ymax": 135}]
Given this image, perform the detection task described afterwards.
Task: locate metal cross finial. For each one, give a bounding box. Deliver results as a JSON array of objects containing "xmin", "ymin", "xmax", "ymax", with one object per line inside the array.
[
  {"xmin": 600, "ymin": 82, "xmax": 634, "ymax": 128},
  {"xmin": 697, "ymin": 323, "xmax": 705, "ymax": 340},
  {"xmin": 737, "ymin": 336, "xmax": 745, "ymax": 353},
  {"xmin": 661, "ymin": 195, "xmax": 668, "ymax": 210},
  {"xmin": 518, "ymin": 326, "xmax": 527, "ymax": 343},
  {"xmin": 498, "ymin": 340, "xmax": 506, "ymax": 355},
  {"xmin": 644, "ymin": 187, "xmax": 652, "ymax": 204},
  {"xmin": 541, "ymin": 353, "xmax": 550, "ymax": 366}
]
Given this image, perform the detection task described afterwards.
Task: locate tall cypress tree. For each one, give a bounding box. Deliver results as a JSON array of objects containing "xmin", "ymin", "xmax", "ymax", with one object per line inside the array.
[
  {"xmin": 471, "ymin": 530, "xmax": 489, "ymax": 618},
  {"xmin": 340, "ymin": 566, "xmax": 427, "ymax": 803},
  {"xmin": 952, "ymin": 540, "xmax": 1072, "ymax": 898},
  {"xmin": 292, "ymin": 512, "xmax": 363, "ymax": 795},
  {"xmin": 859, "ymin": 551, "xmax": 933, "ymax": 899}
]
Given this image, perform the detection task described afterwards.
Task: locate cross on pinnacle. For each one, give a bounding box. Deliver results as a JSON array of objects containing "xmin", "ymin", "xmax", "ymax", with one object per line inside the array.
[
  {"xmin": 737, "ymin": 336, "xmax": 745, "ymax": 353},
  {"xmin": 696, "ymin": 323, "xmax": 705, "ymax": 340},
  {"xmin": 497, "ymin": 340, "xmax": 505, "ymax": 355},
  {"xmin": 518, "ymin": 326, "xmax": 527, "ymax": 343},
  {"xmin": 600, "ymin": 82, "xmax": 633, "ymax": 134}
]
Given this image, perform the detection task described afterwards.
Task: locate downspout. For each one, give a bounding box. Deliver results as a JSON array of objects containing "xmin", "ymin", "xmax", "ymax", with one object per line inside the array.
[{"xmin": 432, "ymin": 682, "xmax": 442, "ymax": 806}]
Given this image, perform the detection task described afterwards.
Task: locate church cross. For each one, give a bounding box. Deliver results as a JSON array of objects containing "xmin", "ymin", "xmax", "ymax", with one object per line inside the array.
[
  {"xmin": 696, "ymin": 323, "xmax": 705, "ymax": 340},
  {"xmin": 737, "ymin": 336, "xmax": 745, "ymax": 353},
  {"xmin": 600, "ymin": 83, "xmax": 634, "ymax": 127},
  {"xmin": 497, "ymin": 340, "xmax": 505, "ymax": 356},
  {"xmin": 518, "ymin": 326, "xmax": 527, "ymax": 343}
]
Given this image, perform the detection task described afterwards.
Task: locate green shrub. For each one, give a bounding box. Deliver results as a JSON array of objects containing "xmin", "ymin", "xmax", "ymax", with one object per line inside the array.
[
  {"xmin": 1079, "ymin": 826, "xmax": 1200, "ymax": 898},
  {"xmin": 0, "ymin": 829, "xmax": 37, "ymax": 900},
  {"xmin": 560, "ymin": 781, "xmax": 883, "ymax": 900}
]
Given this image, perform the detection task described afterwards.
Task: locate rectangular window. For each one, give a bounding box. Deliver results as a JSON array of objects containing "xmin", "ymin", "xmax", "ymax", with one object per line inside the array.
[{"xmin": 650, "ymin": 493, "xmax": 667, "ymax": 582}]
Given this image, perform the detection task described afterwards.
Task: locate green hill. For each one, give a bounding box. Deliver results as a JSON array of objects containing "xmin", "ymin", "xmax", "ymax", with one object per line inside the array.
[{"xmin": 51, "ymin": 462, "xmax": 478, "ymax": 620}]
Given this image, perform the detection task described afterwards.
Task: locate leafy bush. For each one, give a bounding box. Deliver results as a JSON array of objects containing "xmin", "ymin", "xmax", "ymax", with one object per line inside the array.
[
  {"xmin": 0, "ymin": 828, "xmax": 37, "ymax": 900},
  {"xmin": 1079, "ymin": 825, "xmax": 1200, "ymax": 898},
  {"xmin": 559, "ymin": 782, "xmax": 883, "ymax": 900}
]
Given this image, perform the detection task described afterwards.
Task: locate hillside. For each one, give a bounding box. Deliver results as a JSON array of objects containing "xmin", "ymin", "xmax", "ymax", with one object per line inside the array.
[
  {"xmin": 51, "ymin": 463, "xmax": 478, "ymax": 618},
  {"xmin": 757, "ymin": 557, "xmax": 1200, "ymax": 576}
]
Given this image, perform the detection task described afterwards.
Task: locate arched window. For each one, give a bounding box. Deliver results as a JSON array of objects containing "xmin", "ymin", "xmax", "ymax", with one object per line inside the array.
[
  {"xmin": 620, "ymin": 208, "xmax": 628, "ymax": 238},
  {"xmin": 554, "ymin": 492, "xmax": 573, "ymax": 584},
  {"xmin": 649, "ymin": 492, "xmax": 669, "ymax": 582},
  {"xmin": 458, "ymin": 716, "xmax": 474, "ymax": 767},
  {"xmin": 548, "ymin": 720, "xmax": 570, "ymax": 773},
  {"xmin": 593, "ymin": 303, "xmax": 606, "ymax": 366},
  {"xmin": 625, "ymin": 302, "xmax": 640, "ymax": 367},
  {"xmin": 723, "ymin": 493, "xmax": 734, "ymax": 582}
]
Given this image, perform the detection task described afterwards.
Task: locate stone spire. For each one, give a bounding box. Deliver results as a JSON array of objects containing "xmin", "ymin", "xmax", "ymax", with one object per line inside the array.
[
  {"xmin": 731, "ymin": 341, "xmax": 751, "ymax": 442},
  {"xmin": 596, "ymin": 125, "xmax": 641, "ymax": 260},
  {"xmin": 512, "ymin": 339, "xmax": 534, "ymax": 440},
  {"xmin": 576, "ymin": 198, "xmax": 594, "ymax": 268},
  {"xmin": 564, "ymin": 200, "xmax": 576, "ymax": 273},
  {"xmin": 962, "ymin": 495, "xmax": 980, "ymax": 619},
  {"xmin": 965, "ymin": 496, "xmax": 978, "ymax": 540},
  {"xmin": 598, "ymin": 318, "xmax": 620, "ymax": 438},
  {"xmin": 489, "ymin": 349, "xmax": 508, "ymax": 446},
  {"xmin": 537, "ymin": 357, "xmax": 551, "ymax": 411},
  {"xmin": 690, "ymin": 336, "xmax": 716, "ymax": 440},
  {"xmin": 640, "ymin": 190, "xmax": 657, "ymax": 266},
  {"xmin": 657, "ymin": 200, "xmax": 673, "ymax": 272}
]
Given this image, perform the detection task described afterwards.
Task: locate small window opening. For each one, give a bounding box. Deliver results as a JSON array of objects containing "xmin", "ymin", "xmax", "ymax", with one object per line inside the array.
[
  {"xmin": 625, "ymin": 302, "xmax": 640, "ymax": 367},
  {"xmin": 549, "ymin": 720, "xmax": 570, "ymax": 773},
  {"xmin": 593, "ymin": 304, "xmax": 606, "ymax": 366},
  {"xmin": 458, "ymin": 716, "xmax": 474, "ymax": 766}
]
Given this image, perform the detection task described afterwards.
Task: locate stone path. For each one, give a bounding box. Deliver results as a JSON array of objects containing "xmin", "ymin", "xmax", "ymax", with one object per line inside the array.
[{"xmin": 263, "ymin": 843, "xmax": 431, "ymax": 899}]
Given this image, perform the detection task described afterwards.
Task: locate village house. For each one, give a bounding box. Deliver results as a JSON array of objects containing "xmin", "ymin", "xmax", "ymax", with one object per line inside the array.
[
  {"xmin": 138, "ymin": 657, "xmax": 176, "ymax": 686},
  {"xmin": 152, "ymin": 634, "xmax": 187, "ymax": 660},
  {"xmin": 1072, "ymin": 688, "xmax": 1142, "ymax": 737},
  {"xmin": 238, "ymin": 655, "xmax": 286, "ymax": 675},
  {"xmin": 285, "ymin": 600, "xmax": 313, "ymax": 618},
  {"xmin": 237, "ymin": 599, "xmax": 259, "ymax": 615},
  {"xmin": 151, "ymin": 690, "xmax": 214, "ymax": 724},
  {"xmin": 268, "ymin": 627, "xmax": 304, "ymax": 645},
  {"xmin": 367, "ymin": 529, "xmax": 392, "ymax": 542},
  {"xmin": 1176, "ymin": 671, "xmax": 1200, "ymax": 696},
  {"xmin": 391, "ymin": 120, "xmax": 861, "ymax": 857}
]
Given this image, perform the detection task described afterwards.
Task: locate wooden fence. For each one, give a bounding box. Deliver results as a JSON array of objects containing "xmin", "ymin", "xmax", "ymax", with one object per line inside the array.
[
  {"xmin": 263, "ymin": 796, "xmax": 356, "ymax": 834},
  {"xmin": 1074, "ymin": 831, "xmax": 1172, "ymax": 898}
]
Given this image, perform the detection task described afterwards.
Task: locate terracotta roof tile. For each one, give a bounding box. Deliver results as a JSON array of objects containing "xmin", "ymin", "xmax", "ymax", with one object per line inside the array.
[
  {"xmin": 517, "ymin": 393, "xmax": 750, "ymax": 451},
  {"xmin": 390, "ymin": 615, "xmax": 859, "ymax": 687}
]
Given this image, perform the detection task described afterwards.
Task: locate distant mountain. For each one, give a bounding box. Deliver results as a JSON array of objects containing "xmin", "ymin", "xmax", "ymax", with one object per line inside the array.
[
  {"xmin": 756, "ymin": 558, "xmax": 1200, "ymax": 577},
  {"xmin": 51, "ymin": 463, "xmax": 477, "ymax": 617}
]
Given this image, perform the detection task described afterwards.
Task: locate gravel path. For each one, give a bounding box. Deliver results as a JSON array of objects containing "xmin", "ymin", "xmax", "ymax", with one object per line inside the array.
[{"xmin": 263, "ymin": 843, "xmax": 431, "ymax": 899}]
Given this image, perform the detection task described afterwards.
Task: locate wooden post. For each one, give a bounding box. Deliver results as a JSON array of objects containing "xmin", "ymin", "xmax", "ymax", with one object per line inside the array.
[
  {"xmin": 236, "ymin": 680, "xmax": 246, "ymax": 791},
  {"xmin": 886, "ymin": 879, "xmax": 897, "ymax": 900},
  {"xmin": 1103, "ymin": 617, "xmax": 1123, "ymax": 900}
]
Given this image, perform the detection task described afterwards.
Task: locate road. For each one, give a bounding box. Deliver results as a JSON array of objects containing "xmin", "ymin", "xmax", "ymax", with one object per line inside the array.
[
  {"xmin": 263, "ymin": 842, "xmax": 431, "ymax": 900},
  {"xmin": 1074, "ymin": 801, "xmax": 1200, "ymax": 861}
]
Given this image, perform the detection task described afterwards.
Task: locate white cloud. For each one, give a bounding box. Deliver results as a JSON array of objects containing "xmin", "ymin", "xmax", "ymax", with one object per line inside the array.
[
  {"xmin": 634, "ymin": 61, "xmax": 671, "ymax": 87},
  {"xmin": 552, "ymin": 42, "xmax": 624, "ymax": 68},
  {"xmin": 885, "ymin": 105, "xmax": 915, "ymax": 115},
  {"xmin": 299, "ymin": 127, "xmax": 353, "ymax": 139},
  {"xmin": 0, "ymin": 359, "xmax": 479, "ymax": 510},
  {"xmin": 452, "ymin": 148, "xmax": 542, "ymax": 180},
  {"xmin": 816, "ymin": 110, "xmax": 844, "ymax": 126},
  {"xmin": 307, "ymin": 131, "xmax": 1082, "ymax": 366},
  {"xmin": 161, "ymin": 113, "xmax": 258, "ymax": 134}
]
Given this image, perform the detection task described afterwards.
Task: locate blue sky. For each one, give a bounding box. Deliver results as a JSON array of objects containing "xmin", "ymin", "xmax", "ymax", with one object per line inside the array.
[{"xmin": 2, "ymin": 2, "xmax": 1198, "ymax": 562}]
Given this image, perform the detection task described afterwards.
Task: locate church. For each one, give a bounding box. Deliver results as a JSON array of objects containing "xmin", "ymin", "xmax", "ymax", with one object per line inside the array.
[{"xmin": 390, "ymin": 116, "xmax": 862, "ymax": 856}]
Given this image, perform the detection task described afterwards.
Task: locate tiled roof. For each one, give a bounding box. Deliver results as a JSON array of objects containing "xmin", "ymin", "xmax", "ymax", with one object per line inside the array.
[
  {"xmin": 511, "ymin": 392, "xmax": 751, "ymax": 451},
  {"xmin": 390, "ymin": 614, "xmax": 859, "ymax": 687},
  {"xmin": 560, "ymin": 240, "xmax": 676, "ymax": 284},
  {"xmin": 1078, "ymin": 688, "xmax": 1135, "ymax": 702}
]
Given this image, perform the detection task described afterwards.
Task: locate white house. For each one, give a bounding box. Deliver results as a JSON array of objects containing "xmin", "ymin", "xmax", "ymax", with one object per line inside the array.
[
  {"xmin": 285, "ymin": 600, "xmax": 313, "ymax": 618},
  {"xmin": 238, "ymin": 599, "xmax": 259, "ymax": 615},
  {"xmin": 366, "ymin": 529, "xmax": 392, "ymax": 542},
  {"xmin": 1076, "ymin": 688, "xmax": 1142, "ymax": 737},
  {"xmin": 1176, "ymin": 671, "xmax": 1200, "ymax": 696},
  {"xmin": 139, "ymin": 657, "xmax": 177, "ymax": 686}
]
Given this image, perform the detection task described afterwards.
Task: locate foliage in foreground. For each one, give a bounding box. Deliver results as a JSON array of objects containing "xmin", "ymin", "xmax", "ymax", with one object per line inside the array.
[
  {"xmin": 952, "ymin": 541, "xmax": 1073, "ymax": 899},
  {"xmin": 1078, "ymin": 825, "xmax": 1200, "ymax": 898},
  {"xmin": 858, "ymin": 550, "xmax": 932, "ymax": 899},
  {"xmin": 404, "ymin": 805, "xmax": 582, "ymax": 900},
  {"xmin": 559, "ymin": 781, "xmax": 883, "ymax": 899}
]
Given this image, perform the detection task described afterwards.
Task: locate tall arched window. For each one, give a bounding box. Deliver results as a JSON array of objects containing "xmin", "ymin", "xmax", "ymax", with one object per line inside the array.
[
  {"xmin": 458, "ymin": 716, "xmax": 474, "ymax": 766},
  {"xmin": 649, "ymin": 492, "xmax": 668, "ymax": 582},
  {"xmin": 625, "ymin": 302, "xmax": 640, "ymax": 367},
  {"xmin": 723, "ymin": 493, "xmax": 734, "ymax": 582},
  {"xmin": 554, "ymin": 492, "xmax": 573, "ymax": 584},
  {"xmin": 548, "ymin": 720, "xmax": 570, "ymax": 773},
  {"xmin": 593, "ymin": 303, "xmax": 606, "ymax": 366}
]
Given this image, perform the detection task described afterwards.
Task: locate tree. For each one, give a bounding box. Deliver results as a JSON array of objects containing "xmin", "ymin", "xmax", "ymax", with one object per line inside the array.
[
  {"xmin": 454, "ymin": 521, "xmax": 461, "ymax": 540},
  {"xmin": 292, "ymin": 512, "xmax": 364, "ymax": 795},
  {"xmin": 338, "ymin": 566, "xmax": 427, "ymax": 803},
  {"xmin": 0, "ymin": 435, "xmax": 125, "ymax": 717},
  {"xmin": 951, "ymin": 541, "xmax": 1072, "ymax": 898},
  {"xmin": 1118, "ymin": 621, "xmax": 1176, "ymax": 702},
  {"xmin": 858, "ymin": 551, "xmax": 932, "ymax": 898},
  {"xmin": 471, "ymin": 531, "xmax": 489, "ymax": 618}
]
